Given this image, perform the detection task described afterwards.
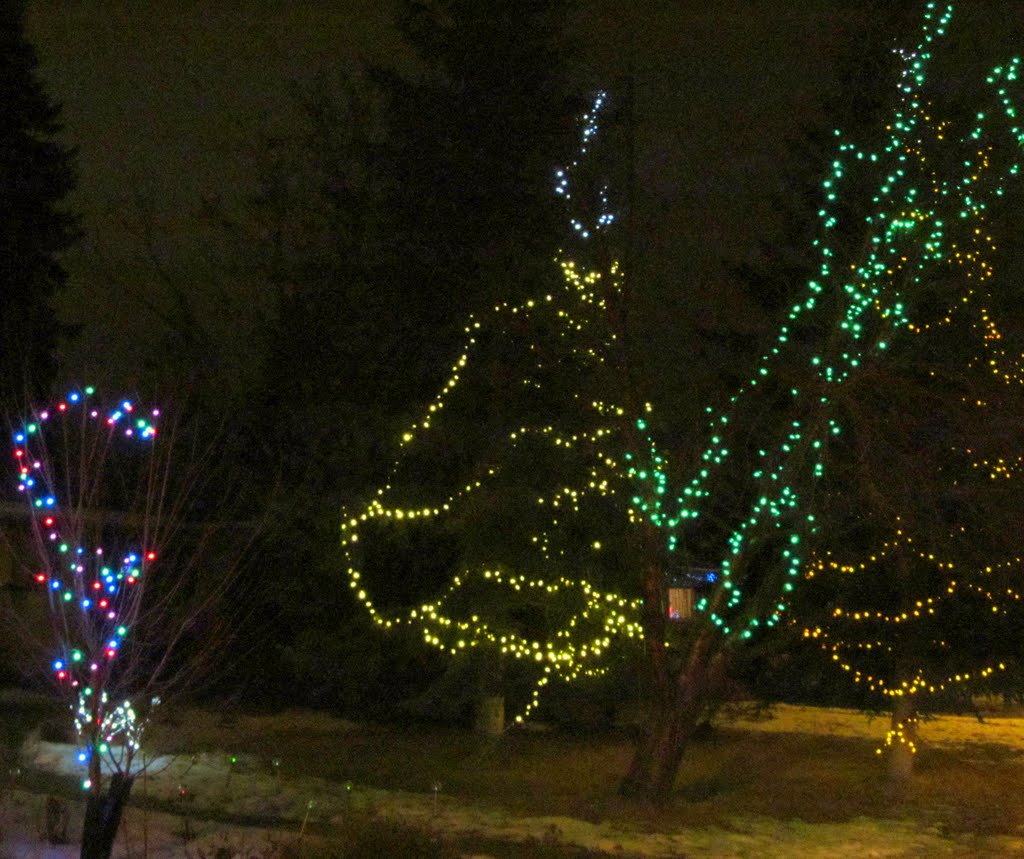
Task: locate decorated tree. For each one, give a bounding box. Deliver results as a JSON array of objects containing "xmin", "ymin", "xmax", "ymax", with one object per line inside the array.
[
  {"xmin": 340, "ymin": 92, "xmax": 661, "ymax": 727},
  {"xmin": 229, "ymin": 3, "xmax": 579, "ymax": 706},
  {"xmin": 795, "ymin": 241, "xmax": 1024, "ymax": 779},
  {"xmin": 619, "ymin": 1, "xmax": 1024, "ymax": 797},
  {"xmin": 6, "ymin": 388, "xmax": 257, "ymax": 858}
]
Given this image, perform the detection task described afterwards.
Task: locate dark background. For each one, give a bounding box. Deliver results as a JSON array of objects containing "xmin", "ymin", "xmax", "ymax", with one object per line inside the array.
[
  {"xmin": 15, "ymin": 1, "xmax": 1024, "ymax": 717},
  {"xmin": 24, "ymin": 0, "xmax": 859, "ymax": 406}
]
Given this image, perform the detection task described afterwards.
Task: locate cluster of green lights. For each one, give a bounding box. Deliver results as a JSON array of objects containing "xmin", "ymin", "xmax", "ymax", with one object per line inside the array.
[{"xmin": 628, "ymin": 2, "xmax": 1024, "ymax": 642}]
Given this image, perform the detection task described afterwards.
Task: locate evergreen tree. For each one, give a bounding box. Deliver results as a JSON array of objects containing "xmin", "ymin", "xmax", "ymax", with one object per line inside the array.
[
  {"xmin": 232, "ymin": 2, "xmax": 580, "ymax": 710},
  {"xmin": 0, "ymin": 0, "xmax": 78, "ymax": 406},
  {"xmin": 795, "ymin": 215, "xmax": 1024, "ymax": 780},
  {"xmin": 340, "ymin": 92, "xmax": 654, "ymax": 725}
]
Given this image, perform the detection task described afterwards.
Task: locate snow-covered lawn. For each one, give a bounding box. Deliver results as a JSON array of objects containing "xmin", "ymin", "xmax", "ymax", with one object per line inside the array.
[
  {"xmin": 5, "ymin": 703, "xmax": 1024, "ymax": 857},
  {"xmin": 728, "ymin": 701, "xmax": 1024, "ymax": 748}
]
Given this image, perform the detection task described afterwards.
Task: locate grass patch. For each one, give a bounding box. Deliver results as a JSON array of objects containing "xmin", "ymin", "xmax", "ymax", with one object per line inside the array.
[
  {"xmin": 10, "ymin": 699, "xmax": 1024, "ymax": 855},
  {"xmin": 143, "ymin": 707, "xmax": 1024, "ymax": 839}
]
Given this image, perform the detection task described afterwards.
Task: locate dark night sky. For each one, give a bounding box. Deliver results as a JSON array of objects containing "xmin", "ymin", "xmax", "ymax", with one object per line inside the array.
[
  {"xmin": 21, "ymin": 1, "xmax": 964, "ymax": 404},
  {"xmin": 25, "ymin": 0, "xmax": 412, "ymax": 388}
]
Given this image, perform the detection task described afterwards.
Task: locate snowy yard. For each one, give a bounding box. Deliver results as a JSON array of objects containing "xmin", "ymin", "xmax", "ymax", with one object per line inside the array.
[{"xmin": 4, "ymin": 703, "xmax": 1024, "ymax": 857}]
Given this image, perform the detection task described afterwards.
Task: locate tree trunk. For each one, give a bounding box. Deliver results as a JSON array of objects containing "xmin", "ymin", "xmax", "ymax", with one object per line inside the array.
[
  {"xmin": 474, "ymin": 694, "xmax": 505, "ymax": 735},
  {"xmin": 886, "ymin": 694, "xmax": 918, "ymax": 783},
  {"xmin": 886, "ymin": 556, "xmax": 921, "ymax": 784},
  {"xmin": 473, "ymin": 651, "xmax": 505, "ymax": 735},
  {"xmin": 80, "ymin": 772, "xmax": 134, "ymax": 859},
  {"xmin": 620, "ymin": 626, "xmax": 727, "ymax": 800}
]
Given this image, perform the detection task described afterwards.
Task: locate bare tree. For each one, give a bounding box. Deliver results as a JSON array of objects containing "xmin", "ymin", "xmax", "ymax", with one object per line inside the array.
[{"xmin": 3, "ymin": 386, "xmax": 262, "ymax": 859}]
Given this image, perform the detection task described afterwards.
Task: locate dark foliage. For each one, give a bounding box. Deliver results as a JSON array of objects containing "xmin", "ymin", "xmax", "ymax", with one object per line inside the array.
[
  {"xmin": 0, "ymin": 0, "xmax": 79, "ymax": 408},
  {"xmin": 227, "ymin": 1, "xmax": 582, "ymax": 717}
]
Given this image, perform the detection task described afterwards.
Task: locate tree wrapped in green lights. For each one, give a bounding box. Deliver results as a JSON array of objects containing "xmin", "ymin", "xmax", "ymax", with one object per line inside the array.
[
  {"xmin": 620, "ymin": 1, "xmax": 1024, "ymax": 797},
  {"xmin": 340, "ymin": 93, "xmax": 663, "ymax": 725}
]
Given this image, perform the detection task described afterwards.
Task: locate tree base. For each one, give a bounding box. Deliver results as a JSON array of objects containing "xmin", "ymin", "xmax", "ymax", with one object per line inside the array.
[
  {"xmin": 81, "ymin": 773, "xmax": 134, "ymax": 859},
  {"xmin": 885, "ymin": 696, "xmax": 919, "ymax": 783}
]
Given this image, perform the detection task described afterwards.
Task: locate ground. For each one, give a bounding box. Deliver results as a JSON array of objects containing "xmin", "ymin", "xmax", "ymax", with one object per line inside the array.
[{"xmin": 4, "ymin": 700, "xmax": 1024, "ymax": 857}]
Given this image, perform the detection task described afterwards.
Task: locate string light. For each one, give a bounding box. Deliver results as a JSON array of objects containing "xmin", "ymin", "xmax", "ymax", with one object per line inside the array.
[
  {"xmin": 341, "ymin": 92, "xmax": 655, "ymax": 723},
  {"xmin": 877, "ymin": 719, "xmax": 918, "ymax": 758},
  {"xmin": 13, "ymin": 388, "xmax": 162, "ymax": 786},
  {"xmin": 804, "ymin": 523, "xmax": 1020, "ymax": 701},
  {"xmin": 629, "ymin": 2, "xmax": 1024, "ymax": 643}
]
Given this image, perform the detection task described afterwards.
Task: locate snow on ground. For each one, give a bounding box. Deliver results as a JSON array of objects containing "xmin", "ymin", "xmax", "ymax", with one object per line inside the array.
[
  {"xmin": 725, "ymin": 701, "xmax": 1024, "ymax": 749},
  {"xmin": 5, "ymin": 704, "xmax": 1024, "ymax": 857},
  {"xmin": 0, "ymin": 788, "xmax": 298, "ymax": 859}
]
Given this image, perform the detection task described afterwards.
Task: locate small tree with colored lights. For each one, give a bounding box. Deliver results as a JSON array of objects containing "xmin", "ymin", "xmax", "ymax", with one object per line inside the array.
[
  {"xmin": 5, "ymin": 388, "xmax": 258, "ymax": 858},
  {"xmin": 618, "ymin": 1, "xmax": 1024, "ymax": 798}
]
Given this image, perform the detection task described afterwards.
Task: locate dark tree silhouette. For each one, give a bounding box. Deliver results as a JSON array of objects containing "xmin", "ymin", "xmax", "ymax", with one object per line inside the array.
[{"xmin": 0, "ymin": 0, "xmax": 79, "ymax": 406}]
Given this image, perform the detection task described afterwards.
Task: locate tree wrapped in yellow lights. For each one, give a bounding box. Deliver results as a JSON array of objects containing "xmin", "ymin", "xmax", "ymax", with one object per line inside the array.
[
  {"xmin": 341, "ymin": 92, "xmax": 658, "ymax": 726},
  {"xmin": 802, "ymin": 529, "xmax": 1024, "ymax": 779}
]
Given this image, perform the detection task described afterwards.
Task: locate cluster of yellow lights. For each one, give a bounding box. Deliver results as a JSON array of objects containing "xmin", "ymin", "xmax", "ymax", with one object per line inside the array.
[
  {"xmin": 981, "ymin": 302, "xmax": 1024, "ymax": 384},
  {"xmin": 966, "ymin": 450, "xmax": 1024, "ymax": 479},
  {"xmin": 341, "ymin": 247, "xmax": 655, "ymax": 724},
  {"xmin": 824, "ymin": 643, "xmax": 1006, "ymax": 698},
  {"xmin": 395, "ymin": 258, "xmax": 622, "ymax": 451},
  {"xmin": 892, "ymin": 112, "xmax": 995, "ymax": 337},
  {"xmin": 806, "ymin": 526, "xmax": 953, "ymax": 578},
  {"xmin": 876, "ymin": 719, "xmax": 919, "ymax": 757},
  {"xmin": 411, "ymin": 568, "xmax": 642, "ymax": 721},
  {"xmin": 893, "ymin": 112, "xmax": 1024, "ymax": 394},
  {"xmin": 804, "ymin": 526, "xmax": 1018, "ymax": 698}
]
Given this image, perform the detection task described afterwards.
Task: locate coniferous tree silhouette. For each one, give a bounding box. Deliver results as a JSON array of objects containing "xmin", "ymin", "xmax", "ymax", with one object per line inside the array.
[{"xmin": 0, "ymin": 0, "xmax": 79, "ymax": 407}]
